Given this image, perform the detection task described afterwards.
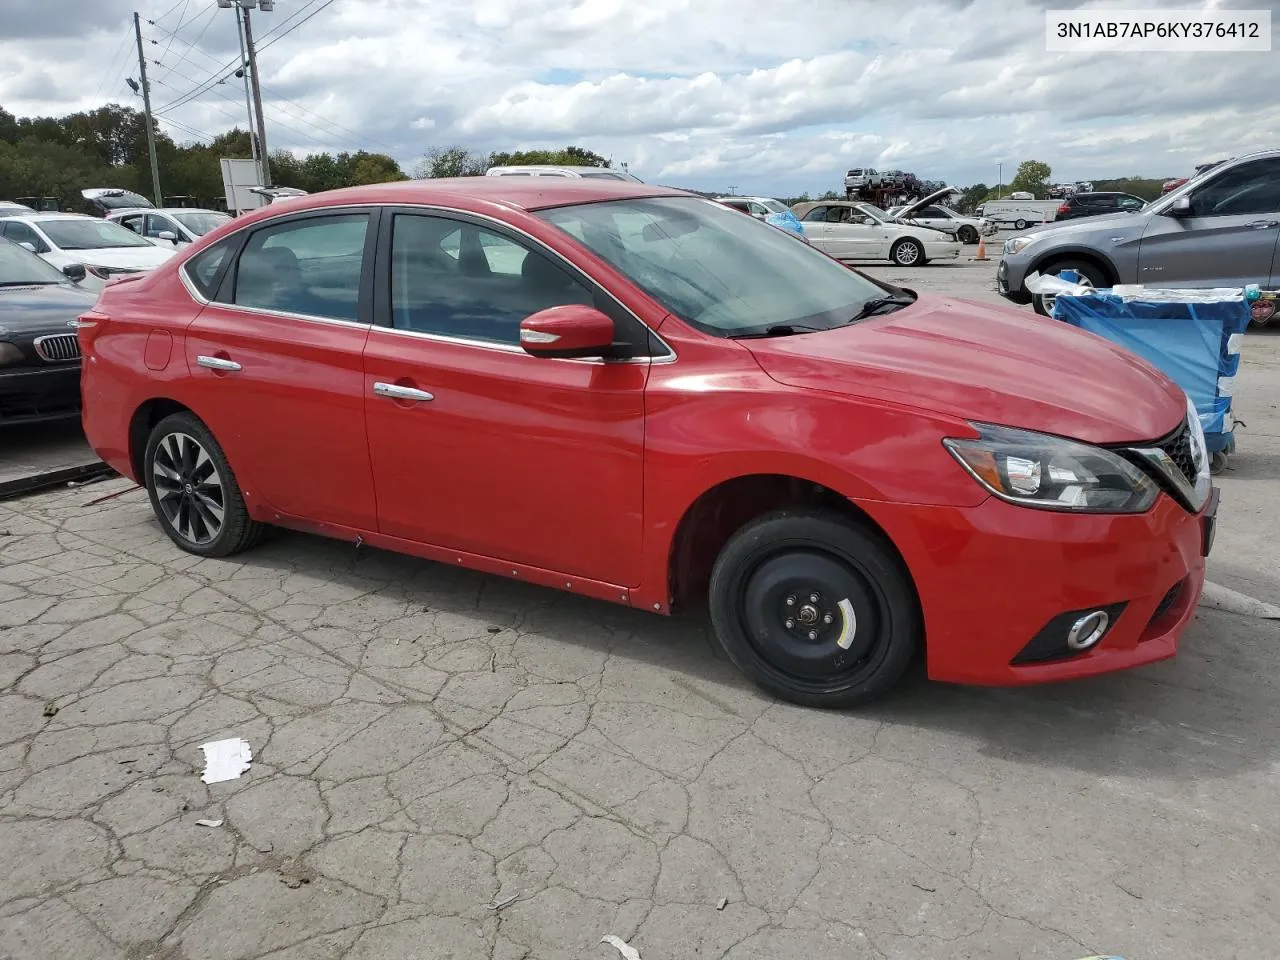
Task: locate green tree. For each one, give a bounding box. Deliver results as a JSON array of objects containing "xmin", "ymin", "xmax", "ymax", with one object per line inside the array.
[
  {"xmin": 1008, "ymin": 160, "xmax": 1052, "ymax": 198},
  {"xmin": 959, "ymin": 183, "xmax": 989, "ymax": 212},
  {"xmin": 414, "ymin": 145, "xmax": 489, "ymax": 178}
]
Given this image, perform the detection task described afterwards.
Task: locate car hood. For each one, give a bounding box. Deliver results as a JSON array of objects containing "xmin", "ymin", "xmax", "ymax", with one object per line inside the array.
[
  {"xmin": 742, "ymin": 294, "xmax": 1185, "ymax": 445},
  {"xmin": 1018, "ymin": 210, "xmax": 1147, "ymax": 243},
  {"xmin": 0, "ymin": 282, "xmax": 97, "ymax": 335},
  {"xmin": 891, "ymin": 186, "xmax": 962, "ymax": 219},
  {"xmin": 70, "ymin": 246, "xmax": 176, "ymax": 269}
]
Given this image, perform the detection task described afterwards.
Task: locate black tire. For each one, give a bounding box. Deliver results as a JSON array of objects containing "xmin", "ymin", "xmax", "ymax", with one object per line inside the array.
[
  {"xmin": 1210, "ymin": 451, "xmax": 1229, "ymax": 474},
  {"xmin": 1014, "ymin": 218, "xmax": 1029, "ymax": 231},
  {"xmin": 957, "ymin": 225, "xmax": 978, "ymax": 244},
  {"xmin": 143, "ymin": 412, "xmax": 264, "ymax": 558},
  {"xmin": 1031, "ymin": 259, "xmax": 1107, "ymax": 316},
  {"xmin": 708, "ymin": 509, "xmax": 922, "ymax": 708},
  {"xmin": 889, "ymin": 237, "xmax": 923, "ymax": 266}
]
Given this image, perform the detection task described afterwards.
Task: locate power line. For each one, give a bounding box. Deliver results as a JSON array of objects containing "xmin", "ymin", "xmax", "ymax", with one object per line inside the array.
[
  {"xmin": 257, "ymin": 0, "xmax": 339, "ymax": 53},
  {"xmin": 158, "ymin": 0, "xmax": 194, "ymax": 64},
  {"xmin": 151, "ymin": 0, "xmax": 191, "ymax": 23},
  {"xmin": 94, "ymin": 24, "xmax": 135, "ymax": 100}
]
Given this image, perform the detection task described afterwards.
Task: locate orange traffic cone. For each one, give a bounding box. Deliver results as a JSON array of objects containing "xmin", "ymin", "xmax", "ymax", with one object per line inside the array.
[{"xmin": 971, "ymin": 234, "xmax": 989, "ymax": 261}]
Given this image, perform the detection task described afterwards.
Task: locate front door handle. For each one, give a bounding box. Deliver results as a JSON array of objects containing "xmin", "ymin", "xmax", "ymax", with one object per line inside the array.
[
  {"xmin": 373, "ymin": 381, "xmax": 434, "ymax": 402},
  {"xmin": 196, "ymin": 355, "xmax": 241, "ymax": 372},
  {"xmin": 1246, "ymin": 219, "xmax": 1279, "ymax": 230}
]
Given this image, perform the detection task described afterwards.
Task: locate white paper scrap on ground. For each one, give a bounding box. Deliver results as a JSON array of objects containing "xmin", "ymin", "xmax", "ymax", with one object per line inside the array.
[
  {"xmin": 195, "ymin": 819, "xmax": 224, "ymax": 827},
  {"xmin": 600, "ymin": 935, "xmax": 641, "ymax": 960},
  {"xmin": 200, "ymin": 738, "xmax": 253, "ymax": 784}
]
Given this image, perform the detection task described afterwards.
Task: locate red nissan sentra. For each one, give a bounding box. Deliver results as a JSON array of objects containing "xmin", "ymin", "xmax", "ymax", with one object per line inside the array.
[{"xmin": 78, "ymin": 178, "xmax": 1217, "ymax": 708}]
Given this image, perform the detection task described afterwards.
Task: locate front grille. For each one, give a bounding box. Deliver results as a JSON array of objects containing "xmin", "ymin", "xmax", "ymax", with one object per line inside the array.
[
  {"xmin": 1159, "ymin": 420, "xmax": 1197, "ymax": 487},
  {"xmin": 33, "ymin": 334, "xmax": 81, "ymax": 363}
]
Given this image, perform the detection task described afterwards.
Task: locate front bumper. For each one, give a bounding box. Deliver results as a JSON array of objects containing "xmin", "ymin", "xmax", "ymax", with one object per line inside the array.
[
  {"xmin": 863, "ymin": 490, "xmax": 1214, "ymax": 686},
  {"xmin": 0, "ymin": 365, "xmax": 82, "ymax": 426},
  {"xmin": 996, "ymin": 257, "xmax": 1032, "ymax": 304}
]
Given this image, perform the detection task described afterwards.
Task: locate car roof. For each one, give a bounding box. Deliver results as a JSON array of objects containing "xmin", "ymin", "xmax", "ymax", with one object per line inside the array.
[
  {"xmin": 108, "ymin": 207, "xmax": 225, "ymax": 217},
  {"xmin": 225, "ymin": 177, "xmax": 685, "ymax": 222},
  {"xmin": 0, "ymin": 212, "xmax": 94, "ymax": 221}
]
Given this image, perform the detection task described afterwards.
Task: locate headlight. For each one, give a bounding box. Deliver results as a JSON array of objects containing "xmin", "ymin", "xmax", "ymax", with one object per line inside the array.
[
  {"xmin": 85, "ymin": 265, "xmax": 112, "ymax": 280},
  {"xmin": 943, "ymin": 423, "xmax": 1158, "ymax": 513},
  {"xmin": 0, "ymin": 342, "xmax": 23, "ymax": 367},
  {"xmin": 1003, "ymin": 236, "xmax": 1035, "ymax": 256},
  {"xmin": 1184, "ymin": 392, "xmax": 1212, "ymax": 497}
]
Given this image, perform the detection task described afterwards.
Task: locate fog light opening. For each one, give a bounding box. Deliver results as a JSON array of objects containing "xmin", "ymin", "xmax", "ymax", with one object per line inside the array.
[{"xmin": 1066, "ymin": 610, "xmax": 1109, "ymax": 651}]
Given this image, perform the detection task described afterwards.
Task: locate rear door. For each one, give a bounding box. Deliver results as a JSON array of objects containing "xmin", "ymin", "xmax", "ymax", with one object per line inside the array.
[
  {"xmin": 1139, "ymin": 157, "xmax": 1280, "ymax": 288},
  {"xmin": 182, "ymin": 208, "xmax": 380, "ymax": 530}
]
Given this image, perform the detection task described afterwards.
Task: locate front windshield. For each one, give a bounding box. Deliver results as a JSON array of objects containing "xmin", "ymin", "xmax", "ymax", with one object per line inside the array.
[
  {"xmin": 0, "ymin": 240, "xmax": 69, "ymax": 285},
  {"xmin": 853, "ymin": 204, "xmax": 888, "ymax": 223},
  {"xmin": 175, "ymin": 212, "xmax": 231, "ymax": 236},
  {"xmin": 537, "ymin": 196, "xmax": 889, "ymax": 337},
  {"xmin": 39, "ymin": 219, "xmax": 154, "ymax": 251}
]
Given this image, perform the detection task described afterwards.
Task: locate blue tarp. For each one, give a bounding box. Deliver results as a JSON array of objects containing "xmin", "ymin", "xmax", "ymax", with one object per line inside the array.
[{"xmin": 1052, "ymin": 291, "xmax": 1250, "ymax": 438}]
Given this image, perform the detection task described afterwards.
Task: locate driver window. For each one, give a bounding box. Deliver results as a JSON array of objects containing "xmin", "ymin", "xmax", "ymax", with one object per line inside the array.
[
  {"xmin": 801, "ymin": 206, "xmax": 827, "ymax": 223},
  {"xmin": 747, "ymin": 202, "xmax": 768, "ymax": 216},
  {"xmin": 1189, "ymin": 159, "xmax": 1280, "ymax": 217}
]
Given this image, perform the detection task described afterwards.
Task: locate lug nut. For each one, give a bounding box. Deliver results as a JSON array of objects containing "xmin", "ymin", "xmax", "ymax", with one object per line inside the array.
[
  {"xmin": 823, "ymin": 614, "xmax": 833, "ymax": 624},
  {"xmin": 809, "ymin": 593, "xmax": 820, "ymax": 603},
  {"xmin": 808, "ymin": 630, "xmax": 818, "ymax": 640},
  {"xmin": 785, "ymin": 619, "xmax": 794, "ymax": 630},
  {"xmin": 785, "ymin": 596, "xmax": 796, "ymax": 606}
]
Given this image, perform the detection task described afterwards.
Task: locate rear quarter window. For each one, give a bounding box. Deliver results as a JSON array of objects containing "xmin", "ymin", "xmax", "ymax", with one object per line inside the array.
[{"xmin": 185, "ymin": 237, "xmax": 236, "ymax": 300}]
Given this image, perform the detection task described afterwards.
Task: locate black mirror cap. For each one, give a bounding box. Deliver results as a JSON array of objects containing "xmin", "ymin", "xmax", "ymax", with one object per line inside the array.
[{"xmin": 62, "ymin": 263, "xmax": 87, "ymax": 282}]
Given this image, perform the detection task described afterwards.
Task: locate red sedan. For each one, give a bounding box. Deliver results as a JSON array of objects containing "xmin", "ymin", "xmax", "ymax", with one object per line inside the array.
[{"xmin": 78, "ymin": 178, "xmax": 1217, "ymax": 708}]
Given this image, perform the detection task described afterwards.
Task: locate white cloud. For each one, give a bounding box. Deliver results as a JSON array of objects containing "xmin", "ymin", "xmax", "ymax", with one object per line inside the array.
[{"xmin": 1, "ymin": 0, "xmax": 1277, "ymax": 197}]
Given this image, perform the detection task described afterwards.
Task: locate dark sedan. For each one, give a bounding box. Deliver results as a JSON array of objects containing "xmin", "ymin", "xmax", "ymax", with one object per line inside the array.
[
  {"xmin": 0, "ymin": 238, "xmax": 96, "ymax": 426},
  {"xmin": 1053, "ymin": 191, "xmax": 1147, "ymax": 222}
]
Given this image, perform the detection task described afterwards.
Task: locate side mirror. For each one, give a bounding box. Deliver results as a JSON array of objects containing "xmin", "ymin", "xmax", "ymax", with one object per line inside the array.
[
  {"xmin": 1168, "ymin": 196, "xmax": 1192, "ymax": 217},
  {"xmin": 18, "ymin": 242, "xmax": 36, "ymax": 253},
  {"xmin": 62, "ymin": 263, "xmax": 87, "ymax": 283},
  {"xmin": 519, "ymin": 305, "xmax": 615, "ymax": 359},
  {"xmin": 157, "ymin": 230, "xmax": 178, "ymax": 243}
]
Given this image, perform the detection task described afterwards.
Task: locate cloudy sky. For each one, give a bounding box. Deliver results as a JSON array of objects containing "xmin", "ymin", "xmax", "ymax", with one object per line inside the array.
[{"xmin": 2, "ymin": 0, "xmax": 1278, "ymax": 196}]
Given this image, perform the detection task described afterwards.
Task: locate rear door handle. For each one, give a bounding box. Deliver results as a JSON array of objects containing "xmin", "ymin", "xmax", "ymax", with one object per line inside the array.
[
  {"xmin": 196, "ymin": 355, "xmax": 241, "ymax": 372},
  {"xmin": 373, "ymin": 382, "xmax": 434, "ymax": 402}
]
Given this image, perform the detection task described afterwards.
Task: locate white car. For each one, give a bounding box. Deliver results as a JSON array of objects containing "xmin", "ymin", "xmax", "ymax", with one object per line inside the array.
[
  {"xmin": 843, "ymin": 168, "xmax": 884, "ymax": 194},
  {"xmin": 885, "ymin": 187, "xmax": 997, "ymax": 244},
  {"xmin": 791, "ymin": 200, "xmax": 962, "ymax": 265},
  {"xmin": 0, "ymin": 213, "xmax": 176, "ymax": 292},
  {"xmin": 485, "ymin": 164, "xmax": 644, "ymax": 182},
  {"xmin": 107, "ymin": 207, "xmax": 232, "ymax": 249}
]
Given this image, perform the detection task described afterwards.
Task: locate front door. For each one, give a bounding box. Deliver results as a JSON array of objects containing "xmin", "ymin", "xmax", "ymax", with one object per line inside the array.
[
  {"xmin": 825, "ymin": 206, "xmax": 889, "ymax": 260},
  {"xmin": 1139, "ymin": 157, "xmax": 1280, "ymax": 288},
  {"xmin": 182, "ymin": 209, "xmax": 379, "ymax": 530},
  {"xmin": 362, "ymin": 210, "xmax": 647, "ymax": 586}
]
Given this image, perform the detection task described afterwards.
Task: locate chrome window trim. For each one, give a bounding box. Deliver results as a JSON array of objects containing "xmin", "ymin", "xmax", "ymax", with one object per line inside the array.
[{"xmin": 177, "ymin": 201, "xmax": 677, "ymax": 363}]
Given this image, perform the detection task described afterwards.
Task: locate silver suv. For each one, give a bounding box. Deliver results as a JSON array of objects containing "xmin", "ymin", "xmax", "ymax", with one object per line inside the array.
[{"xmin": 999, "ymin": 147, "xmax": 1280, "ymax": 314}]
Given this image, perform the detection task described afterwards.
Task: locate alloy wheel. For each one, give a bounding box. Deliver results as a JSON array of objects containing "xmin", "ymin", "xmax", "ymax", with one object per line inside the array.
[
  {"xmin": 151, "ymin": 432, "xmax": 226, "ymax": 545},
  {"xmin": 894, "ymin": 241, "xmax": 921, "ymax": 266}
]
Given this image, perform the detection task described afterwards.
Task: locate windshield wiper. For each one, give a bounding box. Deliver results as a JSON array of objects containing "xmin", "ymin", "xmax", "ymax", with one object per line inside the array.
[
  {"xmin": 0, "ymin": 280, "xmax": 59, "ymax": 287},
  {"xmin": 848, "ymin": 294, "xmax": 915, "ymax": 323},
  {"xmin": 731, "ymin": 322, "xmax": 829, "ymax": 339}
]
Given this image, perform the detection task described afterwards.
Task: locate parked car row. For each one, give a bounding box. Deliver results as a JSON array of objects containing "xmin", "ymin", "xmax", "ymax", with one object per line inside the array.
[{"xmin": 61, "ymin": 174, "xmax": 1213, "ymax": 711}]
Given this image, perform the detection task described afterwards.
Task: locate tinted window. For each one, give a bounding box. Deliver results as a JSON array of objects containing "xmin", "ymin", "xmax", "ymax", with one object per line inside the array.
[
  {"xmin": 1190, "ymin": 159, "xmax": 1280, "ymax": 217},
  {"xmin": 538, "ymin": 197, "xmax": 888, "ymax": 338},
  {"xmin": 800, "ymin": 206, "xmax": 828, "ymax": 223},
  {"xmin": 390, "ymin": 214, "xmax": 593, "ymax": 345},
  {"xmin": 919, "ymin": 206, "xmax": 948, "ymax": 218},
  {"xmin": 186, "ymin": 237, "xmax": 236, "ymax": 300},
  {"xmin": 38, "ymin": 218, "xmax": 153, "ymax": 250},
  {"xmin": 1, "ymin": 221, "xmax": 47, "ymax": 252},
  {"xmin": 231, "ymin": 214, "xmax": 369, "ymax": 321}
]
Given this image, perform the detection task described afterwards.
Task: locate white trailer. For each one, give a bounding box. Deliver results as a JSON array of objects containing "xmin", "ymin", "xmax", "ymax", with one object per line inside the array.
[{"xmin": 976, "ymin": 199, "xmax": 1061, "ymax": 230}]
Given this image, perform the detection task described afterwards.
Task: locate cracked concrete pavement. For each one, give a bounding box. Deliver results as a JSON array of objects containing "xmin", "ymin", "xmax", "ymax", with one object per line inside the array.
[{"xmin": 3, "ymin": 263, "xmax": 1280, "ymax": 960}]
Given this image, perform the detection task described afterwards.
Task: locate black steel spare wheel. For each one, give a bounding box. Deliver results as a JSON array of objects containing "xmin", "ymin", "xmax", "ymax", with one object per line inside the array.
[
  {"xmin": 709, "ymin": 510, "xmax": 920, "ymax": 708},
  {"xmin": 144, "ymin": 411, "xmax": 264, "ymax": 558}
]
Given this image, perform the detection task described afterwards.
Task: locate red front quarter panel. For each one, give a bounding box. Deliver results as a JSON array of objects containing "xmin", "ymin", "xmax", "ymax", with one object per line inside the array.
[{"xmin": 632, "ymin": 324, "xmax": 989, "ymax": 612}]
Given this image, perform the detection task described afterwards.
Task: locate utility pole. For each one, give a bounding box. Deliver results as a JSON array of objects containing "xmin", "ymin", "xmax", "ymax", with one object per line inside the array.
[
  {"xmin": 234, "ymin": 4, "xmax": 262, "ymax": 186},
  {"xmin": 240, "ymin": 4, "xmax": 272, "ymax": 186},
  {"xmin": 133, "ymin": 11, "xmax": 164, "ymax": 205}
]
